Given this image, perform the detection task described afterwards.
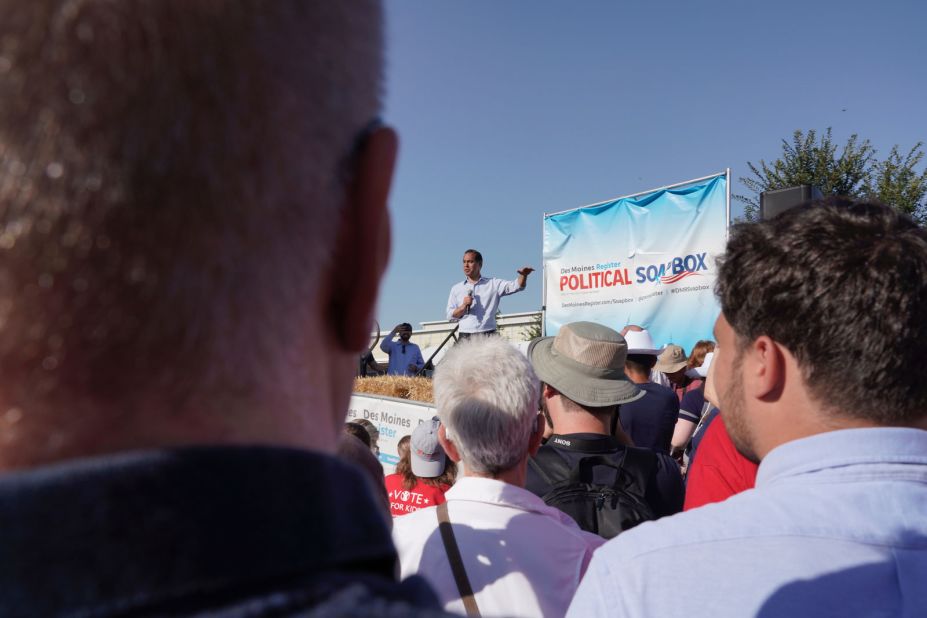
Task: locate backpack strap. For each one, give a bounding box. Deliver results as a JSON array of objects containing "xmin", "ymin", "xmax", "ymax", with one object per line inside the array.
[
  {"xmin": 528, "ymin": 445, "xmax": 573, "ymax": 491},
  {"xmin": 617, "ymin": 447, "xmax": 657, "ymax": 498},
  {"xmin": 571, "ymin": 454, "xmax": 622, "ymax": 485},
  {"xmin": 566, "ymin": 449, "xmax": 655, "ymax": 497},
  {"xmin": 437, "ymin": 503, "xmax": 481, "ymax": 617}
]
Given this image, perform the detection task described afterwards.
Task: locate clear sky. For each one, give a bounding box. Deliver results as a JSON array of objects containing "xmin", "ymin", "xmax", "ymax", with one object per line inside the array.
[{"xmin": 376, "ymin": 0, "xmax": 926, "ymax": 334}]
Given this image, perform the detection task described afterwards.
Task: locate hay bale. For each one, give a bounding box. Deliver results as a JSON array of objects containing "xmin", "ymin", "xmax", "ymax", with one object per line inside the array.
[{"xmin": 353, "ymin": 375, "xmax": 434, "ymax": 403}]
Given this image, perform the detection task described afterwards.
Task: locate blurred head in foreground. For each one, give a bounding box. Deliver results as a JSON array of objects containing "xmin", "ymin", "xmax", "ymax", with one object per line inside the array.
[{"xmin": 0, "ymin": 0, "xmax": 398, "ymax": 469}]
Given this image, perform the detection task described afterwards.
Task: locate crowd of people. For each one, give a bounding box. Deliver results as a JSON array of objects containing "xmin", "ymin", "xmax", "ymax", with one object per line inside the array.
[
  {"xmin": 346, "ymin": 321, "xmax": 740, "ymax": 615},
  {"xmin": 0, "ymin": 1, "xmax": 925, "ymax": 617}
]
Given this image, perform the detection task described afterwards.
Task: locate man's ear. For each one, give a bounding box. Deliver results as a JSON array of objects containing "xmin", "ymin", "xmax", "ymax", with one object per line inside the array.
[
  {"xmin": 527, "ymin": 414, "xmax": 544, "ymax": 457},
  {"xmin": 438, "ymin": 424, "xmax": 462, "ymax": 463},
  {"xmin": 745, "ymin": 336, "xmax": 786, "ymax": 402},
  {"xmin": 326, "ymin": 126, "xmax": 398, "ymax": 351}
]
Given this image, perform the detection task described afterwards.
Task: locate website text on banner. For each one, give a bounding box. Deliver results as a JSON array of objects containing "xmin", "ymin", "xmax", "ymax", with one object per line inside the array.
[
  {"xmin": 347, "ymin": 394, "xmax": 436, "ymax": 474},
  {"xmin": 543, "ymin": 173, "xmax": 728, "ymax": 354}
]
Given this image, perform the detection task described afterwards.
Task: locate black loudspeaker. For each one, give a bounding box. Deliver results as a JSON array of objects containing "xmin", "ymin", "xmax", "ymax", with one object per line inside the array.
[{"xmin": 760, "ymin": 185, "xmax": 823, "ymax": 220}]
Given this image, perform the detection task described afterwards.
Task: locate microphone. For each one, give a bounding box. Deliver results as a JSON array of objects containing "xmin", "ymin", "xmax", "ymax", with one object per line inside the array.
[{"xmin": 465, "ymin": 288, "xmax": 473, "ymax": 315}]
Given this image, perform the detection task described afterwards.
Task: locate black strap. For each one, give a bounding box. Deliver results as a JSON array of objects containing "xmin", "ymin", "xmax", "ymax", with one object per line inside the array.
[
  {"xmin": 531, "ymin": 444, "xmax": 655, "ymax": 496},
  {"xmin": 437, "ymin": 503, "xmax": 480, "ymax": 617},
  {"xmin": 528, "ymin": 445, "xmax": 573, "ymax": 490},
  {"xmin": 616, "ymin": 447, "xmax": 656, "ymax": 497}
]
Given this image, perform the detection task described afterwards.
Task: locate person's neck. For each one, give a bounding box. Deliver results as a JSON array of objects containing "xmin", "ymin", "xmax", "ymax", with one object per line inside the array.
[
  {"xmin": 626, "ymin": 371, "xmax": 650, "ymax": 385},
  {"xmin": 463, "ymin": 460, "xmax": 527, "ymax": 488},
  {"xmin": 552, "ymin": 414, "xmax": 610, "ymax": 436},
  {"xmin": 672, "ymin": 377, "xmax": 692, "ymax": 390},
  {"xmin": 0, "ymin": 348, "xmax": 349, "ymax": 472},
  {"xmin": 467, "ymin": 275, "xmax": 481, "ymax": 284}
]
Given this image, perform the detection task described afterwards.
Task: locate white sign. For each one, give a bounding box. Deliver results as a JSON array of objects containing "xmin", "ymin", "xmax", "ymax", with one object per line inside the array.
[{"xmin": 346, "ymin": 394, "xmax": 436, "ymax": 474}]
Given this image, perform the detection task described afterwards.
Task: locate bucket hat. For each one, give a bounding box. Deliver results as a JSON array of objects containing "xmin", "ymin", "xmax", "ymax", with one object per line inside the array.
[
  {"xmin": 528, "ymin": 322, "xmax": 643, "ymax": 407},
  {"xmin": 654, "ymin": 344, "xmax": 688, "ymax": 373}
]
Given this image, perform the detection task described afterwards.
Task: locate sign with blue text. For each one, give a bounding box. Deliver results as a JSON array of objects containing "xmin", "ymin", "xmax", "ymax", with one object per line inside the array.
[
  {"xmin": 347, "ymin": 393, "xmax": 435, "ymax": 475},
  {"xmin": 543, "ymin": 173, "xmax": 728, "ymax": 354}
]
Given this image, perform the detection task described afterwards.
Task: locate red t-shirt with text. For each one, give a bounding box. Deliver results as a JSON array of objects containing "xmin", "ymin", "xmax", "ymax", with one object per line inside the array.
[{"xmin": 384, "ymin": 474, "xmax": 449, "ymax": 517}]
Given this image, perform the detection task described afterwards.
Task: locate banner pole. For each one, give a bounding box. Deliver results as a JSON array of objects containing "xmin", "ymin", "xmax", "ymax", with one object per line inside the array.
[
  {"xmin": 726, "ymin": 167, "xmax": 732, "ymax": 237},
  {"xmin": 541, "ymin": 212, "xmax": 547, "ymax": 337}
]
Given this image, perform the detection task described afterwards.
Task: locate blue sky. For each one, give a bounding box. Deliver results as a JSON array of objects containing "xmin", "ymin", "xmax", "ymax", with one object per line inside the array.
[{"xmin": 377, "ymin": 0, "xmax": 926, "ymax": 333}]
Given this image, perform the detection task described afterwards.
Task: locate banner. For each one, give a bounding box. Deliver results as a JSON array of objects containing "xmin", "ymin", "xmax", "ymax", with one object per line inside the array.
[
  {"xmin": 543, "ymin": 173, "xmax": 728, "ymax": 354},
  {"xmin": 346, "ymin": 394, "xmax": 436, "ymax": 474}
]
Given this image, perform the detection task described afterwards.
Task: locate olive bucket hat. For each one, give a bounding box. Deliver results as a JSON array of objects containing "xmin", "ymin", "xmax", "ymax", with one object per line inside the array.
[{"xmin": 528, "ymin": 322, "xmax": 644, "ymax": 407}]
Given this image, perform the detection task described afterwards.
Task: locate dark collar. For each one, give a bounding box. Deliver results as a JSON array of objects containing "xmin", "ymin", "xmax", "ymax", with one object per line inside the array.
[
  {"xmin": 546, "ymin": 433, "xmax": 621, "ymax": 453},
  {"xmin": 0, "ymin": 446, "xmax": 399, "ymax": 615}
]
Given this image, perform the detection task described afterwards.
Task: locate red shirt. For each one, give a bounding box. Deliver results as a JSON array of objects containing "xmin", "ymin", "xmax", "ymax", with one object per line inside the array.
[
  {"xmin": 383, "ymin": 474, "xmax": 449, "ymax": 517},
  {"xmin": 684, "ymin": 415, "xmax": 758, "ymax": 510},
  {"xmin": 672, "ymin": 378, "xmax": 703, "ymax": 403}
]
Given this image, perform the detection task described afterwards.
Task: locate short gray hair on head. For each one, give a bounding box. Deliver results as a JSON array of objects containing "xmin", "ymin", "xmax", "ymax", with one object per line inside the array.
[
  {"xmin": 434, "ymin": 337, "xmax": 540, "ymax": 475},
  {"xmin": 0, "ymin": 1, "xmax": 383, "ymax": 409}
]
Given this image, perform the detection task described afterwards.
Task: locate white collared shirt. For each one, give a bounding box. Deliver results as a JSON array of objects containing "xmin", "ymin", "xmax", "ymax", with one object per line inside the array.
[
  {"xmin": 446, "ymin": 276, "xmax": 524, "ymax": 333},
  {"xmin": 393, "ymin": 476, "xmax": 604, "ymax": 618}
]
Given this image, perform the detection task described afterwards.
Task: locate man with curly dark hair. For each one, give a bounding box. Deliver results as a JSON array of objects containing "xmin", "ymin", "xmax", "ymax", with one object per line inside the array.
[{"xmin": 570, "ymin": 199, "xmax": 927, "ymax": 617}]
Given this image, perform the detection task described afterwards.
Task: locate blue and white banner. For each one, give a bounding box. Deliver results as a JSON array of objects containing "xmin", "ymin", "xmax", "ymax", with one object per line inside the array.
[{"xmin": 543, "ymin": 173, "xmax": 728, "ymax": 355}]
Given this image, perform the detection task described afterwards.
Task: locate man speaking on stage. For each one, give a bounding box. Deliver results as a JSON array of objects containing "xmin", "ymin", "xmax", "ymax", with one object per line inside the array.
[{"xmin": 446, "ymin": 249, "xmax": 534, "ymax": 338}]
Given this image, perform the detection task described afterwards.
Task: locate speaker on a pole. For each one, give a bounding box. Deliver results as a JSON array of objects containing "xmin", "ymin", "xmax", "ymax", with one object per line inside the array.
[{"xmin": 760, "ymin": 185, "xmax": 823, "ymax": 220}]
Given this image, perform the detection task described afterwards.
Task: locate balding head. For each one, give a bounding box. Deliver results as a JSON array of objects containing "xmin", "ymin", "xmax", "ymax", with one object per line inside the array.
[{"xmin": 0, "ymin": 1, "xmax": 396, "ymax": 467}]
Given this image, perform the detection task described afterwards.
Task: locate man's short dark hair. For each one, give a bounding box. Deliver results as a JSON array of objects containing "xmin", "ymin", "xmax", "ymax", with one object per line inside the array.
[
  {"xmin": 626, "ymin": 354, "xmax": 657, "ymax": 374},
  {"xmin": 344, "ymin": 423, "xmax": 372, "ymax": 448},
  {"xmin": 716, "ymin": 198, "xmax": 927, "ymax": 425},
  {"xmin": 464, "ymin": 249, "xmax": 483, "ymax": 265}
]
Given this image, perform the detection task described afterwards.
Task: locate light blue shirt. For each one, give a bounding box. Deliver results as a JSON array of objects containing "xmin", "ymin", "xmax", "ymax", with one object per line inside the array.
[
  {"xmin": 568, "ymin": 427, "xmax": 927, "ymax": 618},
  {"xmin": 379, "ymin": 338, "xmax": 424, "ymax": 376},
  {"xmin": 446, "ymin": 276, "xmax": 523, "ymax": 333}
]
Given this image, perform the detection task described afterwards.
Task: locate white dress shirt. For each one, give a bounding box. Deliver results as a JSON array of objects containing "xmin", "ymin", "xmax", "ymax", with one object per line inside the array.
[
  {"xmin": 446, "ymin": 276, "xmax": 524, "ymax": 333},
  {"xmin": 568, "ymin": 427, "xmax": 927, "ymax": 617},
  {"xmin": 393, "ymin": 476, "xmax": 604, "ymax": 618}
]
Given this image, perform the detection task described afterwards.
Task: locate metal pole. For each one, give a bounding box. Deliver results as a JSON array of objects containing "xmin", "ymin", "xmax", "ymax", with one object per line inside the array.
[
  {"xmin": 541, "ymin": 212, "xmax": 547, "ymax": 337},
  {"xmin": 725, "ymin": 167, "xmax": 732, "ymax": 237},
  {"xmin": 416, "ymin": 325, "xmax": 459, "ymax": 377}
]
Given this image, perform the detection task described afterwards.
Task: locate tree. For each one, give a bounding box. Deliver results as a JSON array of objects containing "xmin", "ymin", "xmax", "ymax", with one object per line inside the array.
[
  {"xmin": 522, "ymin": 311, "xmax": 542, "ymax": 340},
  {"xmin": 868, "ymin": 144, "xmax": 927, "ymax": 223},
  {"xmin": 735, "ymin": 128, "xmax": 927, "ymax": 223}
]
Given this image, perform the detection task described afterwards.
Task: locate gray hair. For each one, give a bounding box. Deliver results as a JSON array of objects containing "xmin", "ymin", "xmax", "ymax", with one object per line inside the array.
[
  {"xmin": 0, "ymin": 1, "xmax": 382, "ymax": 410},
  {"xmin": 433, "ymin": 338, "xmax": 540, "ymax": 475}
]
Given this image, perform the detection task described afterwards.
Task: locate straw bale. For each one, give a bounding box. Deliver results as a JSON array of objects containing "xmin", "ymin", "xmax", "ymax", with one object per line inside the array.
[{"xmin": 353, "ymin": 375, "xmax": 434, "ymax": 404}]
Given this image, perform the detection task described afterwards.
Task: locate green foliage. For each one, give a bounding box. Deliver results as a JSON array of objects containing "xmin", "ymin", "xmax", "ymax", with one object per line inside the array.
[
  {"xmin": 868, "ymin": 144, "xmax": 927, "ymax": 223},
  {"xmin": 735, "ymin": 128, "xmax": 927, "ymax": 223},
  {"xmin": 523, "ymin": 311, "xmax": 542, "ymax": 340}
]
